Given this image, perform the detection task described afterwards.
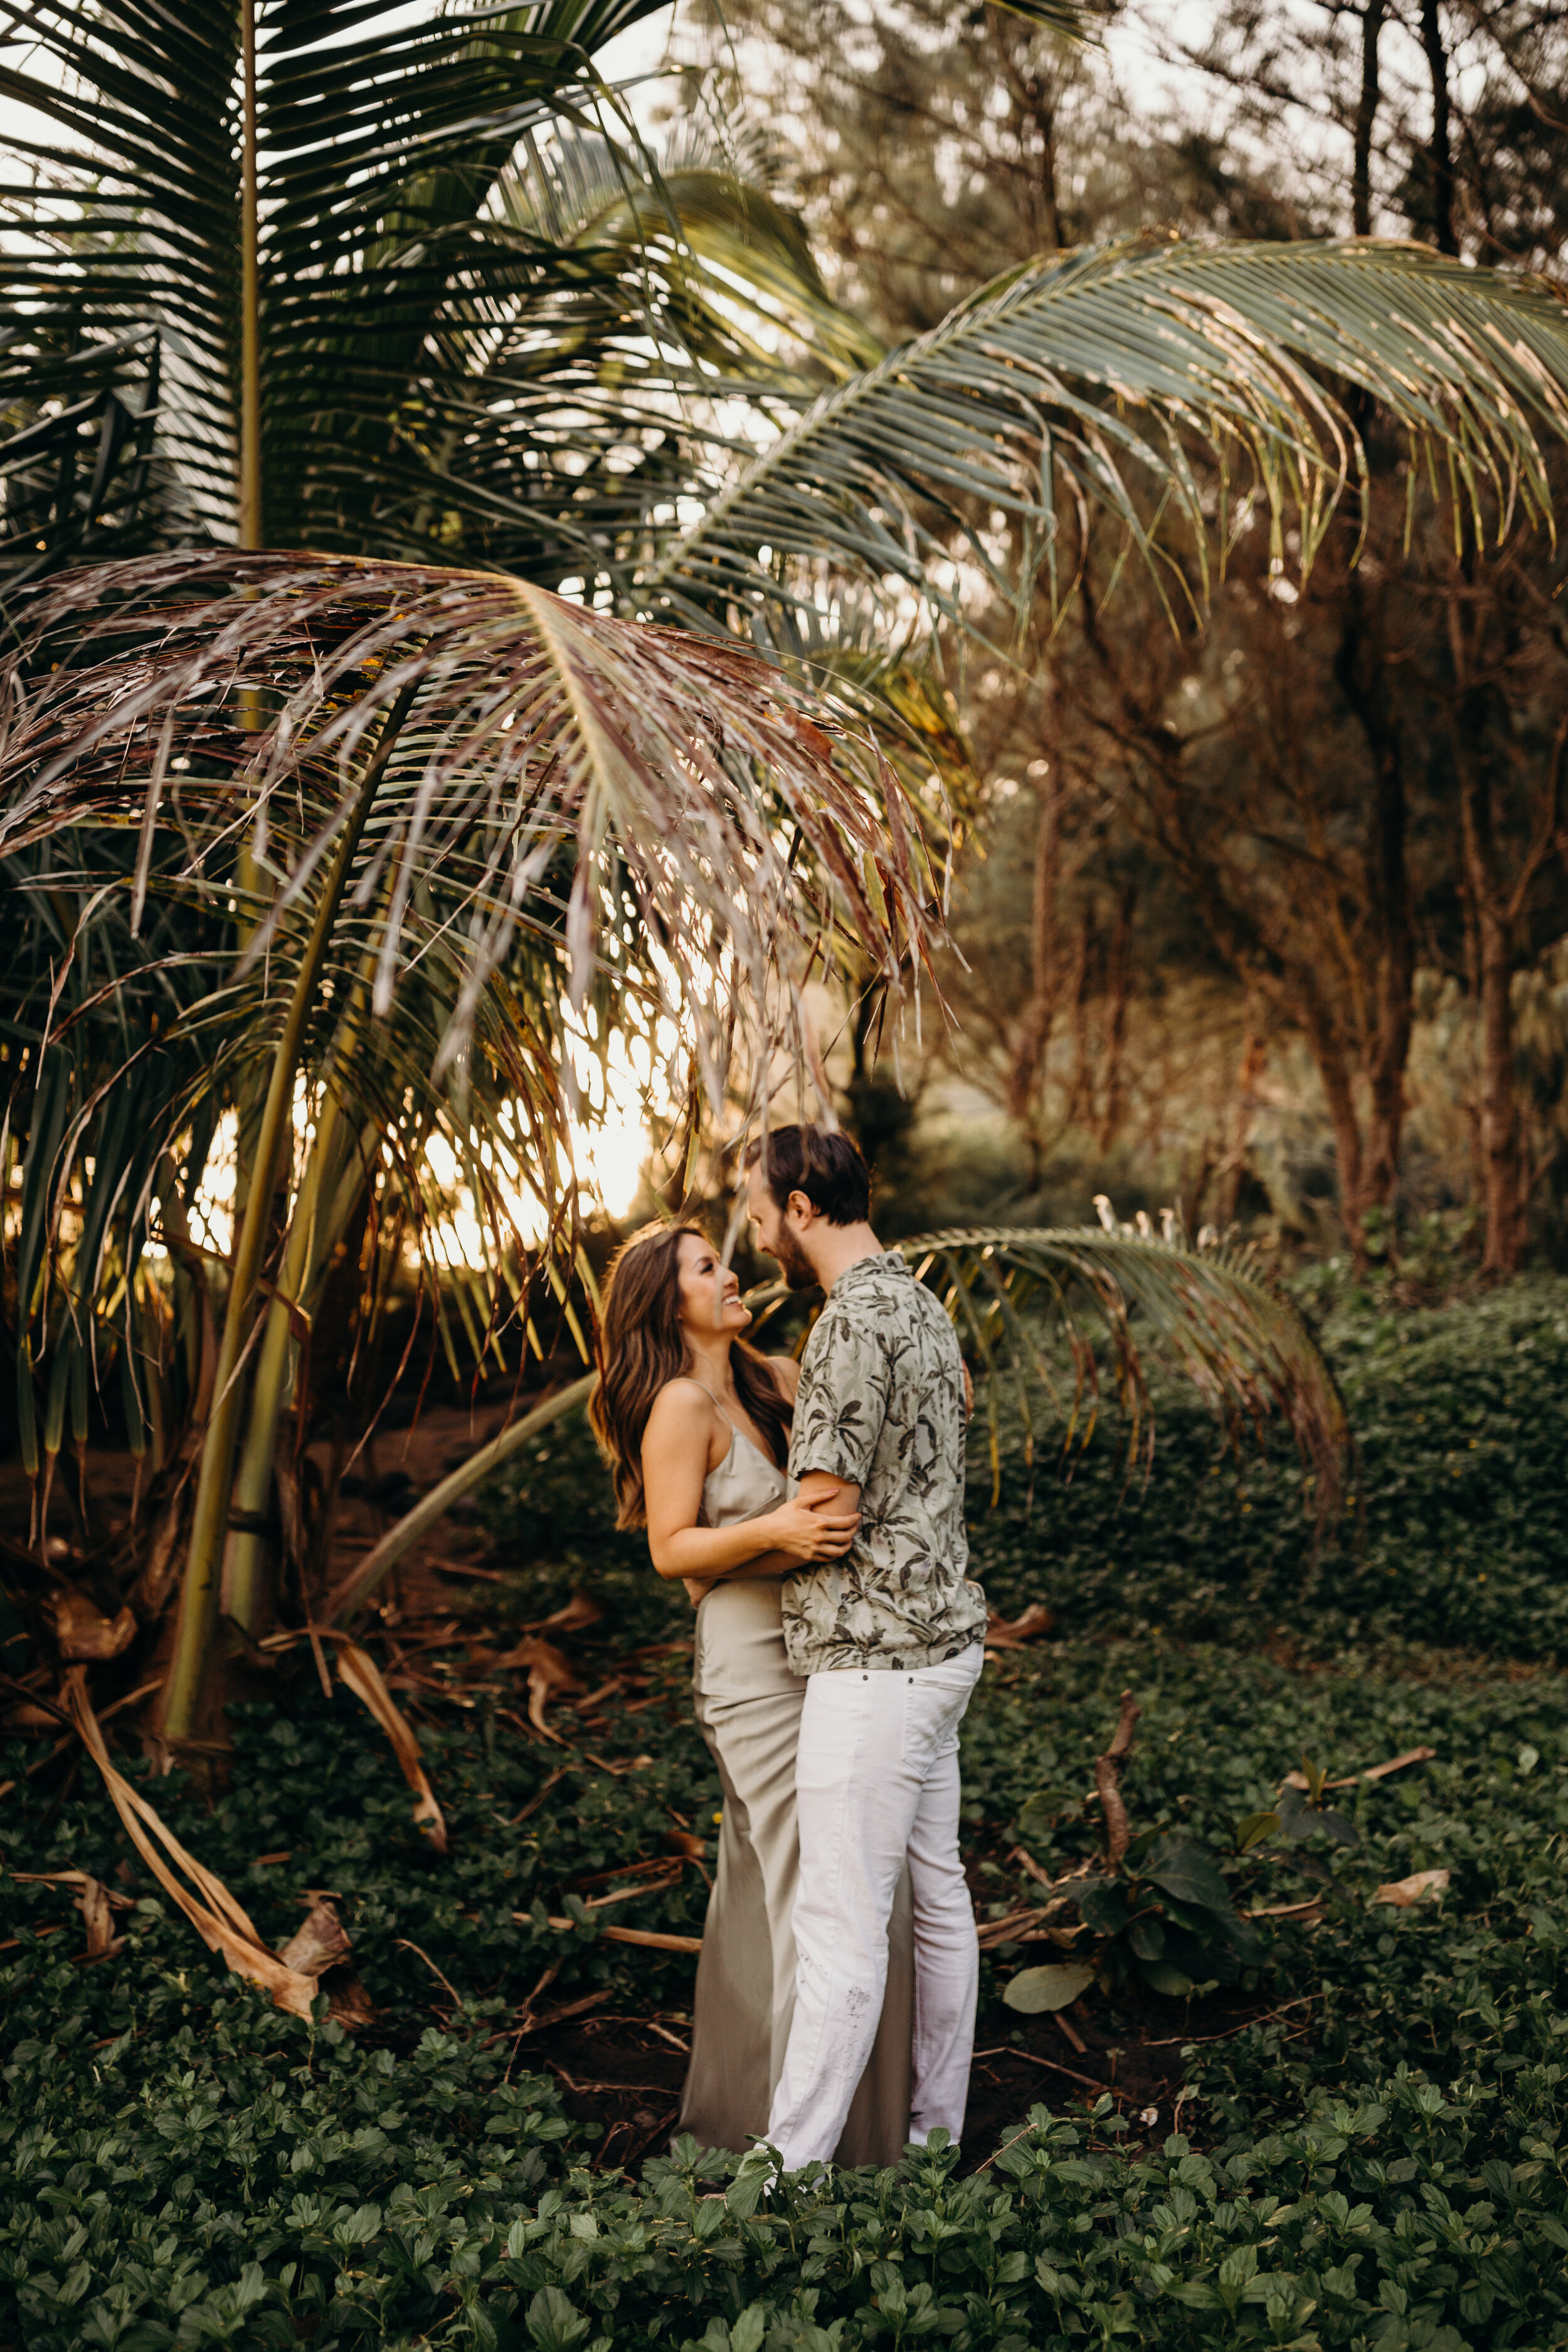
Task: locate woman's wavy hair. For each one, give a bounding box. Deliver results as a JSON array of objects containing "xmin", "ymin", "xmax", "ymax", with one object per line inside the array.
[{"xmin": 590, "ymin": 1221, "xmax": 793, "ymax": 1529}]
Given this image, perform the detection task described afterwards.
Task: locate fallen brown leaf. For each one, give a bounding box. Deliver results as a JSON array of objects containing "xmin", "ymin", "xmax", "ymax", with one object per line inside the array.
[
  {"xmin": 333, "ymin": 1639, "xmax": 448, "ymax": 1853},
  {"xmin": 598, "ymin": 1926, "xmax": 703, "ymax": 1953},
  {"xmin": 975, "ymin": 1904, "xmax": 1084, "ymax": 1952},
  {"xmin": 1372, "ymin": 1868, "xmax": 1450, "ymax": 1908},
  {"xmin": 48, "ymin": 1591, "xmax": 138, "ymax": 1662},
  {"xmin": 516, "ymin": 1592, "xmax": 603, "ymax": 1634},
  {"xmin": 63, "ymin": 1670, "xmax": 320, "ymax": 2019},
  {"xmin": 2, "ymin": 1702, "xmax": 60, "ymax": 1735},
  {"xmin": 496, "ymin": 1636, "xmax": 585, "ymax": 1740},
  {"xmin": 278, "ymin": 1897, "xmax": 374, "ymax": 2029},
  {"xmin": 11, "ymin": 1867, "xmax": 130, "ymax": 1956},
  {"xmin": 985, "ymin": 1601, "xmax": 1056, "ymax": 1649},
  {"xmin": 278, "ymin": 1899, "xmax": 352, "ymax": 1977}
]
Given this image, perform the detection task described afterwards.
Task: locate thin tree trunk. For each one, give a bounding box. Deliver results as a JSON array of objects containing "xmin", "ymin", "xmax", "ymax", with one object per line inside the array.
[
  {"xmin": 1419, "ymin": 0, "xmax": 1459, "ymax": 255},
  {"xmin": 1456, "ymin": 739, "xmax": 1526, "ymax": 1269},
  {"xmin": 1447, "ymin": 578, "xmax": 1526, "ymax": 1271},
  {"xmin": 1096, "ymin": 881, "xmax": 1137, "ymax": 1151},
  {"xmin": 1007, "ymin": 771, "xmax": 1060, "ymax": 1122},
  {"xmin": 1216, "ymin": 1023, "xmax": 1266, "ymax": 1229},
  {"xmin": 1300, "ymin": 998, "xmax": 1367, "ymax": 1248},
  {"xmin": 1473, "ymin": 886, "xmax": 1526, "ymax": 1268},
  {"xmin": 1352, "ymin": 0, "xmax": 1386, "ymax": 236},
  {"xmin": 1335, "ymin": 581, "xmax": 1413, "ymax": 1213}
]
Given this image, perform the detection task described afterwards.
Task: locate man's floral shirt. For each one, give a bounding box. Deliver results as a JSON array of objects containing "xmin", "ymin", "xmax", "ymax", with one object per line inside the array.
[{"xmin": 783, "ymin": 1251, "xmax": 985, "ymax": 1674}]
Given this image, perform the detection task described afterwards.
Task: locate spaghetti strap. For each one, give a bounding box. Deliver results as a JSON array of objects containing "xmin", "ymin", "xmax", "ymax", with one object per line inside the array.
[{"xmin": 675, "ymin": 1374, "xmax": 740, "ymax": 1434}]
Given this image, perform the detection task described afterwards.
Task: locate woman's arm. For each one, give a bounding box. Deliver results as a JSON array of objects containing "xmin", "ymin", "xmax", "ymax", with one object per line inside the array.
[
  {"xmin": 641, "ymin": 1382, "xmax": 857, "ymax": 1583},
  {"xmin": 692, "ymin": 1471, "xmax": 861, "ymax": 1587}
]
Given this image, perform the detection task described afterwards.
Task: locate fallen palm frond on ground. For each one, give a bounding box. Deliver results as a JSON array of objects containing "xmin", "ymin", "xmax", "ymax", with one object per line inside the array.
[{"xmin": 62, "ymin": 1669, "xmax": 321, "ymax": 2018}]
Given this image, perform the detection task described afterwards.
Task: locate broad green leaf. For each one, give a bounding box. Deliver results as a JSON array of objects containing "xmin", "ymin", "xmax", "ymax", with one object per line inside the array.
[
  {"xmin": 1018, "ymin": 1788, "xmax": 1081, "ymax": 1836},
  {"xmin": 1141, "ymin": 1836, "xmax": 1234, "ymax": 1915},
  {"xmin": 526, "ymin": 2286, "xmax": 591, "ymax": 2352},
  {"xmin": 1136, "ymin": 1956, "xmax": 1195, "ymax": 1998},
  {"xmin": 1002, "ymin": 1962, "xmax": 1096, "ymax": 2014}
]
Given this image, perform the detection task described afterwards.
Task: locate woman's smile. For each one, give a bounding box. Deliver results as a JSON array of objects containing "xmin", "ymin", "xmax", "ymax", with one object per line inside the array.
[{"xmin": 676, "ymin": 1235, "xmax": 751, "ymax": 1333}]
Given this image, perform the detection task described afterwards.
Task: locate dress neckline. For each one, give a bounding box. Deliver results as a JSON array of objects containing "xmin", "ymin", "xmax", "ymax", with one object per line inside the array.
[
  {"xmin": 714, "ymin": 1419, "xmax": 783, "ymax": 1480},
  {"xmin": 686, "ymin": 1375, "xmax": 780, "ymax": 1481}
]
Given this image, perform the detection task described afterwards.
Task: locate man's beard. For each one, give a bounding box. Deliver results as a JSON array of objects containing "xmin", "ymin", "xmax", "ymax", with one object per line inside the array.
[{"xmin": 774, "ymin": 1228, "xmax": 817, "ymax": 1291}]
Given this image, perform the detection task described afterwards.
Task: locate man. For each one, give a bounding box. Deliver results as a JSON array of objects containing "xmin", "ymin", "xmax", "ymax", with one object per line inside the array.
[{"xmin": 742, "ymin": 1122, "xmax": 987, "ymax": 2168}]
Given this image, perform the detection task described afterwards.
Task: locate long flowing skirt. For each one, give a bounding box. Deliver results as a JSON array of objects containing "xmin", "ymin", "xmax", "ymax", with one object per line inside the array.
[{"xmin": 677, "ymin": 1579, "xmax": 913, "ymax": 2163}]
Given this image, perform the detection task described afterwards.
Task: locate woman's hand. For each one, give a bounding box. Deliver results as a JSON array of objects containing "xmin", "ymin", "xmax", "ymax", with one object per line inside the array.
[{"xmin": 760, "ymin": 1493, "xmax": 861, "ymax": 1563}]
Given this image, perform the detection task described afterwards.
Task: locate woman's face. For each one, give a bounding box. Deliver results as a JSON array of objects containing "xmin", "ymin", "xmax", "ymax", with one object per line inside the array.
[{"xmin": 674, "ymin": 1232, "xmax": 750, "ymax": 1340}]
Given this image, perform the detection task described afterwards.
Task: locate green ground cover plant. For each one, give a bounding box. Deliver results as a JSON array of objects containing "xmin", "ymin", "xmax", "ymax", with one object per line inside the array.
[{"xmin": 6, "ymin": 1277, "xmax": 1568, "ymax": 2348}]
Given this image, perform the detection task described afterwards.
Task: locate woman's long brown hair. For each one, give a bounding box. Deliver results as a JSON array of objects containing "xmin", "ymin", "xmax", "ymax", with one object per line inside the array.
[{"xmin": 590, "ymin": 1221, "xmax": 792, "ymax": 1529}]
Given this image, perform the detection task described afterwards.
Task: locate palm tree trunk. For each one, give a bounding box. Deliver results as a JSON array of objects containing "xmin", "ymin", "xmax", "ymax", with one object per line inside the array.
[
  {"xmin": 1007, "ymin": 771, "xmax": 1059, "ymax": 1122},
  {"xmin": 162, "ymin": 678, "xmax": 419, "ymax": 1740}
]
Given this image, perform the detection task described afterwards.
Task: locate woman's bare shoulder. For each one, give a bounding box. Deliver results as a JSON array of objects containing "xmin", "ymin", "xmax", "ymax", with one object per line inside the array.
[
  {"xmin": 768, "ymin": 1353, "xmax": 802, "ymax": 1401},
  {"xmin": 644, "ymin": 1376, "xmax": 717, "ymax": 1438}
]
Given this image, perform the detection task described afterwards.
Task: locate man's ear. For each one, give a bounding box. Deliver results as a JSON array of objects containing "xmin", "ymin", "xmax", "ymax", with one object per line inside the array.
[{"xmin": 786, "ymin": 1187, "xmax": 815, "ymax": 1229}]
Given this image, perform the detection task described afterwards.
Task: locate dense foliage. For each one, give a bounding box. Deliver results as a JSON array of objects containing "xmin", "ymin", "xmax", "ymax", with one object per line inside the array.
[
  {"xmin": 973, "ymin": 1263, "xmax": 1568, "ymax": 1658},
  {"xmin": 6, "ymin": 1277, "xmax": 1568, "ymax": 2347}
]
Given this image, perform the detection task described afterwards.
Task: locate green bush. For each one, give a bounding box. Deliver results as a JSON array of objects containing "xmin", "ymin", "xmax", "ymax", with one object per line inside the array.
[{"xmin": 971, "ymin": 1270, "xmax": 1568, "ymax": 1658}]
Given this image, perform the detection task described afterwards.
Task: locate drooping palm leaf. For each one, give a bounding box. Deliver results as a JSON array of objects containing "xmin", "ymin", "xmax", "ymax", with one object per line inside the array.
[
  {"xmin": 0, "ymin": 541, "xmax": 939, "ymax": 1466},
  {"xmin": 324, "ymin": 1216, "xmax": 1345, "ymax": 1623},
  {"xmin": 899, "ymin": 1224, "xmax": 1345, "ymax": 1512},
  {"xmin": 635, "ymin": 238, "xmax": 1568, "ymax": 641},
  {"xmin": 0, "ymin": 549, "xmax": 936, "ymax": 1073}
]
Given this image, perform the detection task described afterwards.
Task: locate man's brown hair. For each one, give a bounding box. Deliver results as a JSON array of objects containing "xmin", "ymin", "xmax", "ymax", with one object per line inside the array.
[{"xmin": 744, "ymin": 1123, "xmax": 872, "ymax": 1227}]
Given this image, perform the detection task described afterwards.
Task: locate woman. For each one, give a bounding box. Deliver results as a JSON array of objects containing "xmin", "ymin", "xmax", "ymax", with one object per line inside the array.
[{"xmin": 591, "ymin": 1221, "xmax": 913, "ymax": 2163}]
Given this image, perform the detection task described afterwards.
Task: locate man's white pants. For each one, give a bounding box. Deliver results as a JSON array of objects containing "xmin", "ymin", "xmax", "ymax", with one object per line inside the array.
[{"xmin": 766, "ymin": 1644, "xmax": 985, "ymax": 2169}]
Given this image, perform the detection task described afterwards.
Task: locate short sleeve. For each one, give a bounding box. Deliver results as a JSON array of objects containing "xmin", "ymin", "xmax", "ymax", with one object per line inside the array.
[{"xmin": 787, "ymin": 1303, "xmax": 888, "ymax": 1486}]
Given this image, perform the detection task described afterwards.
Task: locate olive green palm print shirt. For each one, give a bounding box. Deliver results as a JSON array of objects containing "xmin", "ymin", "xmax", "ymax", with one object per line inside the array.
[{"xmin": 782, "ymin": 1251, "xmax": 987, "ymax": 1674}]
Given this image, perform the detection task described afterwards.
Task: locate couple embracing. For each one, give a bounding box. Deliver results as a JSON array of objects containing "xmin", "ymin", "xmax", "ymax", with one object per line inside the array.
[{"xmin": 591, "ymin": 1123, "xmax": 988, "ymax": 2169}]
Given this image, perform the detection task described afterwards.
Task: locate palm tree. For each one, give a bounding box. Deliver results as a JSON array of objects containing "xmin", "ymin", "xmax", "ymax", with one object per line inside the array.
[{"xmin": 2, "ymin": 548, "xmax": 1352, "ymax": 1748}]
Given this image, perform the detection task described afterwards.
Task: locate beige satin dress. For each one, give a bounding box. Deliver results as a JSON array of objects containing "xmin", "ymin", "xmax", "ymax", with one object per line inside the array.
[{"xmin": 676, "ymin": 1412, "xmax": 914, "ymax": 2164}]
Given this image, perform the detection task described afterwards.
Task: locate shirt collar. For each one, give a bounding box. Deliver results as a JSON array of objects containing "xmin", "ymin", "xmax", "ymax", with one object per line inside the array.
[{"xmin": 827, "ymin": 1249, "xmax": 908, "ymax": 1299}]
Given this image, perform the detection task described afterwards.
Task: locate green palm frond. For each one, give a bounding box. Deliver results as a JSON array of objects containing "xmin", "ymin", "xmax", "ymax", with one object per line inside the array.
[
  {"xmin": 897, "ymin": 1224, "xmax": 1345, "ymax": 1513},
  {"xmin": 635, "ymin": 238, "xmax": 1568, "ymax": 640},
  {"xmin": 0, "ymin": 0, "xmax": 880, "ymax": 583}
]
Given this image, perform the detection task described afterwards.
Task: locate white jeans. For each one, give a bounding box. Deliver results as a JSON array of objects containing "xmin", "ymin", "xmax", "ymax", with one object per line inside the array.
[{"xmin": 766, "ymin": 1644, "xmax": 985, "ymax": 2168}]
